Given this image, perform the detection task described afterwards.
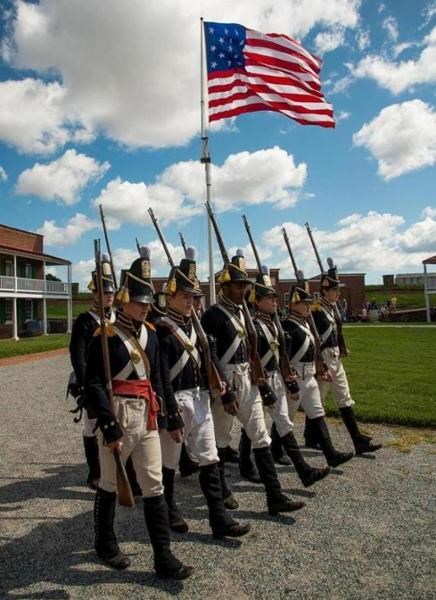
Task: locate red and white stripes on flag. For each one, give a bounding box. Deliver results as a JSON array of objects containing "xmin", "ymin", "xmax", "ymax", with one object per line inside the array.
[{"xmin": 205, "ymin": 24, "xmax": 335, "ymax": 128}]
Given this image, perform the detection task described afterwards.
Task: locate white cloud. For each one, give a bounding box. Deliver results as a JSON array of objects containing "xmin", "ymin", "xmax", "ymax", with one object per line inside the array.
[
  {"xmin": 0, "ymin": 166, "xmax": 7, "ymax": 181},
  {"xmin": 354, "ymin": 25, "xmax": 436, "ymax": 94},
  {"xmin": 0, "ymin": 78, "xmax": 93, "ymax": 154},
  {"xmin": 336, "ymin": 110, "xmax": 351, "ymax": 121},
  {"xmin": 382, "ymin": 16, "xmax": 399, "ymax": 42},
  {"xmin": 260, "ymin": 210, "xmax": 436, "ymax": 278},
  {"xmin": 16, "ymin": 149, "xmax": 109, "ymax": 204},
  {"xmin": 352, "ymin": 100, "xmax": 436, "ymax": 179},
  {"xmin": 95, "ymin": 147, "xmax": 307, "ymax": 228},
  {"xmin": 37, "ymin": 213, "xmax": 98, "ymax": 246},
  {"xmin": 314, "ymin": 28, "xmax": 346, "ymax": 54},
  {"xmin": 356, "ymin": 29, "xmax": 370, "ymax": 51},
  {"xmin": 1, "ymin": 0, "xmax": 361, "ymax": 152},
  {"xmin": 421, "ymin": 206, "xmax": 436, "ymax": 218}
]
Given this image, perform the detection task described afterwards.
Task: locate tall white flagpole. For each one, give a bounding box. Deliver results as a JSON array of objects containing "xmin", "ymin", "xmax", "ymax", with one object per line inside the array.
[{"xmin": 200, "ymin": 17, "xmax": 216, "ymax": 304}]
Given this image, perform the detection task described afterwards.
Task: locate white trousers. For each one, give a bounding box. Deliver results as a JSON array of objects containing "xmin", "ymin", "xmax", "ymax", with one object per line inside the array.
[
  {"xmin": 83, "ymin": 409, "xmax": 97, "ymax": 438},
  {"xmin": 212, "ymin": 363, "xmax": 270, "ymax": 450},
  {"xmin": 98, "ymin": 396, "xmax": 163, "ymax": 498},
  {"xmin": 318, "ymin": 348, "xmax": 355, "ymax": 409},
  {"xmin": 160, "ymin": 387, "xmax": 218, "ymax": 469},
  {"xmin": 287, "ymin": 363, "xmax": 326, "ymax": 422},
  {"xmin": 265, "ymin": 371, "xmax": 295, "ymax": 438}
]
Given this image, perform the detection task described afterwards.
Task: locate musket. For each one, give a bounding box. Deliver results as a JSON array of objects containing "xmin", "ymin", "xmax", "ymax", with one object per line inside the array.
[
  {"xmin": 242, "ymin": 215, "xmax": 297, "ymax": 390},
  {"xmin": 148, "ymin": 208, "xmax": 223, "ymax": 398},
  {"xmin": 94, "ymin": 239, "xmax": 134, "ymax": 508},
  {"xmin": 206, "ymin": 202, "xmax": 276, "ymax": 405},
  {"xmin": 179, "ymin": 232, "xmax": 188, "ymax": 258},
  {"xmin": 282, "ymin": 227, "xmax": 328, "ymax": 379},
  {"xmin": 98, "ymin": 204, "xmax": 118, "ymax": 290},
  {"xmin": 135, "ymin": 238, "xmax": 141, "ymax": 255},
  {"xmin": 304, "ymin": 222, "xmax": 348, "ymax": 357}
]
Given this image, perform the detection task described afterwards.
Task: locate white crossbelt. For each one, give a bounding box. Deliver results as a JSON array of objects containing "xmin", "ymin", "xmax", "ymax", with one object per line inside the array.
[
  {"xmin": 216, "ymin": 304, "xmax": 246, "ymax": 368},
  {"xmin": 88, "ymin": 309, "xmax": 116, "ymax": 325},
  {"xmin": 257, "ymin": 320, "xmax": 280, "ymax": 368},
  {"xmin": 113, "ymin": 324, "xmax": 149, "ymax": 380},
  {"xmin": 318, "ymin": 305, "xmax": 335, "ymax": 345},
  {"xmin": 287, "ymin": 318, "xmax": 314, "ymax": 364},
  {"xmin": 160, "ymin": 317, "xmax": 200, "ymax": 382}
]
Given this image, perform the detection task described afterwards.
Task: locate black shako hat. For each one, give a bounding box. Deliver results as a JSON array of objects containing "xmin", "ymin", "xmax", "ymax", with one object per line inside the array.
[
  {"xmin": 289, "ymin": 270, "xmax": 314, "ymax": 304},
  {"xmin": 254, "ymin": 265, "xmax": 277, "ymax": 299},
  {"xmin": 117, "ymin": 246, "xmax": 155, "ymax": 304},
  {"xmin": 321, "ymin": 257, "xmax": 345, "ymax": 291},
  {"xmin": 166, "ymin": 247, "xmax": 202, "ymax": 295},
  {"xmin": 88, "ymin": 253, "xmax": 115, "ymax": 293},
  {"xmin": 217, "ymin": 248, "xmax": 253, "ymax": 285}
]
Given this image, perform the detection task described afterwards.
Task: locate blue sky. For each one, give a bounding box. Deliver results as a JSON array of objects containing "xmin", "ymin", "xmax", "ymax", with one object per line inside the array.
[{"xmin": 0, "ymin": 0, "xmax": 435, "ymax": 288}]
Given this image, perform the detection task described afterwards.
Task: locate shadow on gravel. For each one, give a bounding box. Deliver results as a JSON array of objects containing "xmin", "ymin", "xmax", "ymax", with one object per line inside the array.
[
  {"xmin": 0, "ymin": 467, "xmax": 189, "ymax": 598},
  {"xmin": 0, "ymin": 464, "xmax": 93, "ymax": 507}
]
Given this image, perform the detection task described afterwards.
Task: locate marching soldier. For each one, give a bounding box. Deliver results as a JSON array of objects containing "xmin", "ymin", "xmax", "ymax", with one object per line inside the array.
[
  {"xmin": 156, "ymin": 248, "xmax": 250, "ymax": 539},
  {"xmin": 201, "ymin": 250, "xmax": 305, "ymax": 515},
  {"xmin": 85, "ymin": 247, "xmax": 193, "ymax": 580},
  {"xmin": 68, "ymin": 256, "xmax": 115, "ymax": 489},
  {"xmin": 307, "ymin": 258, "xmax": 382, "ymax": 455},
  {"xmin": 282, "ymin": 274, "xmax": 354, "ymax": 467},
  {"xmin": 240, "ymin": 267, "xmax": 331, "ymax": 487}
]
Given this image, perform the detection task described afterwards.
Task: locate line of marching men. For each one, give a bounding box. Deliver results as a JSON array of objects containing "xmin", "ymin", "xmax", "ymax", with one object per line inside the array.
[{"xmin": 68, "ymin": 245, "xmax": 382, "ymax": 581}]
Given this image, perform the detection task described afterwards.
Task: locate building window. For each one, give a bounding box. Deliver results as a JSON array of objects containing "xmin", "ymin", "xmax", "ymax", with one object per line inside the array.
[
  {"xmin": 24, "ymin": 263, "xmax": 32, "ymax": 278},
  {"xmin": 25, "ymin": 300, "xmax": 33, "ymax": 320},
  {"xmin": 4, "ymin": 260, "xmax": 13, "ymax": 276},
  {"xmin": 284, "ymin": 292, "xmax": 290, "ymax": 306},
  {"xmin": 5, "ymin": 299, "xmax": 12, "ymax": 322},
  {"xmin": 313, "ymin": 291, "xmax": 320, "ymax": 300}
]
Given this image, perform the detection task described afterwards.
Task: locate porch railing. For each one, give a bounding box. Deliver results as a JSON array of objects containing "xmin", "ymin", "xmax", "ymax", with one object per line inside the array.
[{"xmin": 0, "ymin": 276, "xmax": 70, "ymax": 295}]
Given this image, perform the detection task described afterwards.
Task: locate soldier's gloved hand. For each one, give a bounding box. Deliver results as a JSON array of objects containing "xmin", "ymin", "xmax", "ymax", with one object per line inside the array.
[
  {"xmin": 108, "ymin": 440, "xmax": 123, "ymax": 452},
  {"xmin": 169, "ymin": 428, "xmax": 184, "ymax": 443},
  {"xmin": 224, "ymin": 399, "xmax": 239, "ymax": 416}
]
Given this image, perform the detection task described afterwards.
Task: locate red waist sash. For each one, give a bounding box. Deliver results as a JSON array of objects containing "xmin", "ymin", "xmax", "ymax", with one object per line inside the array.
[{"xmin": 112, "ymin": 379, "xmax": 159, "ymax": 430}]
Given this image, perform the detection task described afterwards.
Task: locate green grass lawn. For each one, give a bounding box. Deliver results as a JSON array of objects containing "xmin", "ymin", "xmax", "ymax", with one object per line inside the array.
[
  {"xmin": 365, "ymin": 289, "xmax": 436, "ymax": 309},
  {"xmin": 47, "ymin": 300, "xmax": 87, "ymax": 318},
  {"xmin": 324, "ymin": 327, "xmax": 436, "ymax": 427},
  {"xmin": 0, "ymin": 334, "xmax": 71, "ymax": 359}
]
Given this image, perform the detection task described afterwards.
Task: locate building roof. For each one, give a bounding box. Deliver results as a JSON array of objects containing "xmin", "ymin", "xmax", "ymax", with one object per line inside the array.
[
  {"xmin": 423, "ymin": 255, "xmax": 436, "ymax": 265},
  {"xmin": 0, "ymin": 244, "xmax": 71, "ymax": 266}
]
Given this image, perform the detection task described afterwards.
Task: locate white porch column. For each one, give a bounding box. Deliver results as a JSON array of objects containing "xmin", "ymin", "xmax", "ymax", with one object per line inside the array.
[
  {"xmin": 13, "ymin": 255, "xmax": 17, "ymax": 291},
  {"xmin": 43, "ymin": 298, "xmax": 48, "ymax": 335},
  {"xmin": 42, "ymin": 261, "xmax": 48, "ymax": 335},
  {"xmin": 12, "ymin": 297, "xmax": 18, "ymax": 340},
  {"xmin": 424, "ymin": 263, "xmax": 431, "ymax": 324},
  {"xmin": 67, "ymin": 263, "xmax": 72, "ymax": 333}
]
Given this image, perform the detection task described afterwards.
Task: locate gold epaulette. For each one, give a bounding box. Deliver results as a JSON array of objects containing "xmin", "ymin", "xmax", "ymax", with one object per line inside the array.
[
  {"xmin": 311, "ymin": 301, "xmax": 321, "ymax": 312},
  {"xmin": 145, "ymin": 320, "xmax": 156, "ymax": 332},
  {"xmin": 93, "ymin": 323, "xmax": 116, "ymax": 337}
]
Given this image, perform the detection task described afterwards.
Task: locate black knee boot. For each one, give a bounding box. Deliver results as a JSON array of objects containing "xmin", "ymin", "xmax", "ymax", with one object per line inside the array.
[
  {"xmin": 143, "ymin": 495, "xmax": 193, "ymax": 580},
  {"xmin": 281, "ymin": 432, "xmax": 330, "ymax": 487},
  {"xmin": 253, "ymin": 446, "xmax": 305, "ymax": 515},
  {"xmin": 217, "ymin": 448, "xmax": 238, "ymax": 509},
  {"xmin": 239, "ymin": 429, "xmax": 261, "ymax": 483},
  {"xmin": 199, "ymin": 464, "xmax": 250, "ymax": 539},
  {"xmin": 304, "ymin": 416, "xmax": 320, "ymax": 449},
  {"xmin": 83, "ymin": 436, "xmax": 100, "ymax": 489},
  {"xmin": 310, "ymin": 416, "xmax": 353, "ymax": 467},
  {"xmin": 162, "ymin": 467, "xmax": 189, "ymax": 533},
  {"xmin": 270, "ymin": 423, "xmax": 292, "ymax": 465},
  {"xmin": 179, "ymin": 443, "xmax": 200, "ymax": 478},
  {"xmin": 340, "ymin": 407, "xmax": 382, "ymax": 454},
  {"xmin": 94, "ymin": 487, "xmax": 130, "ymax": 569}
]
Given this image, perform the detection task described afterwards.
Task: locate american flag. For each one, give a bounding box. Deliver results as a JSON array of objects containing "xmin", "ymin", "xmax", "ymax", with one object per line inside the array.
[{"xmin": 204, "ymin": 21, "xmax": 335, "ymax": 128}]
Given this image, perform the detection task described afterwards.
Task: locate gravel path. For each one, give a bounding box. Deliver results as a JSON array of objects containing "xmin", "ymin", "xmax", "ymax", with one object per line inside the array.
[{"xmin": 1, "ymin": 355, "xmax": 435, "ymax": 600}]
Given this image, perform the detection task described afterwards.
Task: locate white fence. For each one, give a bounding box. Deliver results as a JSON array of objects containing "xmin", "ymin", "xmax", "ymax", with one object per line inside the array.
[{"xmin": 0, "ymin": 276, "xmax": 70, "ymax": 295}]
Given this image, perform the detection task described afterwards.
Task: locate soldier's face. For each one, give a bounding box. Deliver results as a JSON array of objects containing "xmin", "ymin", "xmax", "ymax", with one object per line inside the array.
[
  {"xmin": 292, "ymin": 302, "xmax": 310, "ymax": 317},
  {"xmin": 223, "ymin": 282, "xmax": 247, "ymax": 305},
  {"xmin": 168, "ymin": 290, "xmax": 193, "ymax": 316},
  {"xmin": 325, "ymin": 288, "xmax": 340, "ymax": 303},
  {"xmin": 124, "ymin": 300, "xmax": 151, "ymax": 322},
  {"xmin": 92, "ymin": 291, "xmax": 114, "ymax": 308},
  {"xmin": 256, "ymin": 295, "xmax": 277, "ymax": 314},
  {"xmin": 193, "ymin": 296, "xmax": 203, "ymax": 313}
]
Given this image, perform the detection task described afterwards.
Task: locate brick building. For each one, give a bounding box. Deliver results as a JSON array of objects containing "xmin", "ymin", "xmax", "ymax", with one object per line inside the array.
[
  {"xmin": 0, "ymin": 224, "xmax": 72, "ymax": 339},
  {"xmin": 151, "ymin": 268, "xmax": 365, "ymax": 315}
]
